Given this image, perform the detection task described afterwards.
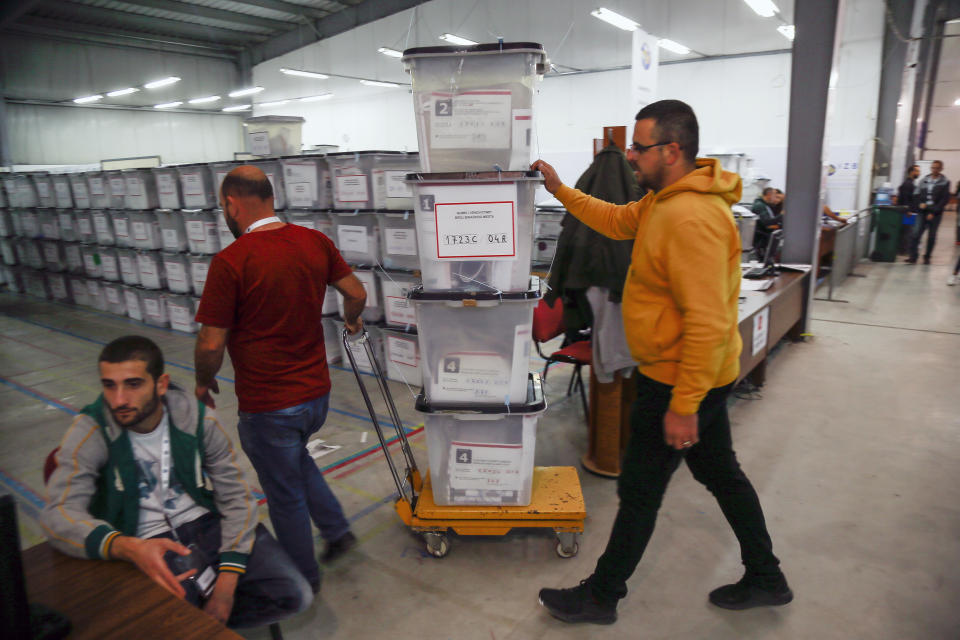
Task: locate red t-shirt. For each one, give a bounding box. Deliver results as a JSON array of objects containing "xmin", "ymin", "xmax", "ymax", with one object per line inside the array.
[{"xmin": 195, "ymin": 224, "xmax": 352, "ymax": 412}]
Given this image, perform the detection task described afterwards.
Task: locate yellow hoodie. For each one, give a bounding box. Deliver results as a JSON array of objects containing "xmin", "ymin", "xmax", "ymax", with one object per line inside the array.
[{"xmin": 554, "ymin": 157, "xmax": 742, "ymax": 415}]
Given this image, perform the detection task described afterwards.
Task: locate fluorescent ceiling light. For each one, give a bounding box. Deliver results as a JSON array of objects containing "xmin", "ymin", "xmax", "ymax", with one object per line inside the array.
[
  {"xmin": 300, "ymin": 93, "xmax": 334, "ymax": 102},
  {"xmin": 954, "ymin": 98, "xmax": 960, "ymax": 106},
  {"xmin": 360, "ymin": 80, "xmax": 400, "ymax": 88},
  {"xmin": 743, "ymin": 0, "xmax": 779, "ymax": 18},
  {"xmin": 378, "ymin": 47, "xmax": 403, "ymax": 58},
  {"xmin": 280, "ymin": 68, "xmax": 329, "ymax": 79},
  {"xmin": 658, "ymin": 39, "xmax": 691, "ymax": 54},
  {"xmin": 223, "ymin": 104, "xmax": 251, "ymax": 112},
  {"xmin": 590, "ymin": 8, "xmax": 639, "ymax": 31},
  {"xmin": 188, "ymin": 95, "xmax": 220, "ymax": 104},
  {"xmin": 144, "ymin": 76, "xmax": 181, "ymax": 89},
  {"xmin": 73, "ymin": 94, "xmax": 103, "ymax": 104},
  {"xmin": 439, "ymin": 33, "xmax": 478, "ymax": 46},
  {"xmin": 106, "ymin": 87, "xmax": 139, "ymax": 97},
  {"xmin": 259, "ymin": 100, "xmax": 289, "ymax": 108},
  {"xmin": 154, "ymin": 101, "xmax": 183, "ymax": 109},
  {"xmin": 229, "ymin": 87, "xmax": 264, "ymax": 98},
  {"xmin": 777, "ymin": 24, "xmax": 795, "ymax": 40}
]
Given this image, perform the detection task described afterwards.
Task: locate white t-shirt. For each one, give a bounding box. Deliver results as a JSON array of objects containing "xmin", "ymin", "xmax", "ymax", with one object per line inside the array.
[{"xmin": 129, "ymin": 411, "xmax": 210, "ymax": 539}]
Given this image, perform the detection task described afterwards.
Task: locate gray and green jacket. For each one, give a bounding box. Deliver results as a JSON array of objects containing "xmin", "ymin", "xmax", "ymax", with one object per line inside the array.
[{"xmin": 41, "ymin": 385, "xmax": 257, "ymax": 575}]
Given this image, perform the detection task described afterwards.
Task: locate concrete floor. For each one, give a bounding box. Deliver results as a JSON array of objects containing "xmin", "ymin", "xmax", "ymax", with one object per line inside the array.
[{"xmin": 2, "ymin": 215, "xmax": 959, "ymax": 639}]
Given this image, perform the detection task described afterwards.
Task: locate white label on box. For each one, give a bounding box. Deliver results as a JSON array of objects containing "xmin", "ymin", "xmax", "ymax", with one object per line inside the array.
[
  {"xmin": 186, "ymin": 220, "xmax": 206, "ymax": 242},
  {"xmin": 752, "ymin": 307, "xmax": 770, "ymax": 357},
  {"xmin": 191, "ymin": 261, "xmax": 208, "ymax": 293},
  {"xmin": 49, "ymin": 276, "xmax": 67, "ymax": 299},
  {"xmin": 385, "ymin": 291, "xmax": 416, "ymax": 326},
  {"xmin": 437, "ymin": 352, "xmax": 512, "ymax": 402},
  {"xmin": 181, "ymin": 172, "xmax": 203, "ymax": 197},
  {"xmin": 385, "ymin": 170, "xmax": 413, "ymax": 198},
  {"xmin": 105, "ymin": 287, "xmax": 121, "ymax": 305},
  {"xmin": 43, "ymin": 244, "xmax": 59, "ymax": 263},
  {"xmin": 337, "ymin": 224, "xmax": 369, "ymax": 254},
  {"xmin": 125, "ymin": 176, "xmax": 143, "ymax": 196},
  {"xmin": 42, "ymin": 223, "xmax": 56, "ymax": 238},
  {"xmin": 138, "ymin": 255, "xmax": 157, "ymax": 279},
  {"xmin": 384, "ymin": 227, "xmax": 418, "ymax": 256},
  {"xmin": 86, "ymin": 280, "xmax": 100, "ymax": 296},
  {"xmin": 157, "ymin": 173, "xmax": 176, "ymax": 195},
  {"xmin": 509, "ymin": 109, "xmax": 533, "ymax": 170},
  {"xmin": 162, "ymin": 228, "xmax": 179, "ymax": 248},
  {"xmin": 448, "ymin": 441, "xmax": 523, "ymax": 491},
  {"xmin": 169, "ymin": 303, "xmax": 193, "ymax": 329},
  {"xmin": 88, "ymin": 177, "xmax": 105, "ymax": 196},
  {"xmin": 289, "ymin": 183, "xmax": 314, "ymax": 207},
  {"xmin": 73, "ymin": 180, "xmax": 89, "ymax": 203},
  {"xmin": 58, "ymin": 212, "xmax": 73, "ymax": 231},
  {"xmin": 132, "ymin": 221, "xmax": 148, "ymax": 241},
  {"xmin": 119, "ymin": 255, "xmax": 137, "ymax": 280},
  {"xmin": 430, "ymin": 91, "xmax": 511, "ymax": 150},
  {"xmin": 66, "ymin": 246, "xmax": 82, "ymax": 269},
  {"xmin": 36, "ymin": 181, "xmax": 51, "ymax": 198},
  {"xmin": 79, "ymin": 217, "xmax": 93, "ymax": 235},
  {"xmin": 432, "ymin": 196, "xmax": 517, "ymax": 260},
  {"xmin": 286, "ymin": 163, "xmax": 317, "ymax": 207},
  {"xmin": 55, "ymin": 181, "xmax": 71, "ymax": 202},
  {"xmin": 109, "ymin": 177, "xmax": 125, "ymax": 196},
  {"xmin": 387, "ymin": 335, "xmax": 418, "ymax": 367},
  {"xmin": 114, "ymin": 218, "xmax": 129, "ymax": 238},
  {"xmin": 144, "ymin": 298, "xmax": 160, "ymax": 317},
  {"xmin": 125, "ymin": 290, "xmax": 143, "ymax": 320},
  {"xmin": 336, "ymin": 175, "xmax": 369, "ymax": 203},
  {"xmin": 93, "ymin": 214, "xmax": 109, "ymax": 234},
  {"xmin": 165, "ymin": 261, "xmax": 187, "ymax": 286},
  {"xmin": 249, "ymin": 131, "xmax": 271, "ymax": 156},
  {"xmin": 101, "ymin": 255, "xmax": 118, "ymax": 280}
]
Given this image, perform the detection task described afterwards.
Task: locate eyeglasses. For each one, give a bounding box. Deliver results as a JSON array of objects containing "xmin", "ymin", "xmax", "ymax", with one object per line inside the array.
[{"xmin": 629, "ymin": 141, "xmax": 674, "ymax": 154}]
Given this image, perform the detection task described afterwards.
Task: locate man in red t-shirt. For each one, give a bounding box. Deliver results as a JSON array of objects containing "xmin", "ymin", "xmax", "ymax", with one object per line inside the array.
[{"xmin": 194, "ymin": 166, "xmax": 367, "ymax": 592}]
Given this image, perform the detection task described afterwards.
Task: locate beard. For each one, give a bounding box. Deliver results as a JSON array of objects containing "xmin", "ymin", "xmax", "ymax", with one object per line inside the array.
[
  {"xmin": 630, "ymin": 160, "xmax": 666, "ymax": 193},
  {"xmin": 109, "ymin": 386, "xmax": 161, "ymax": 429},
  {"xmin": 225, "ymin": 210, "xmax": 243, "ymax": 239}
]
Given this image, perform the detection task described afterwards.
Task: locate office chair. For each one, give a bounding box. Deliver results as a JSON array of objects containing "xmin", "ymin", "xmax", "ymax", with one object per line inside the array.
[{"xmin": 532, "ymin": 298, "xmax": 591, "ymax": 416}]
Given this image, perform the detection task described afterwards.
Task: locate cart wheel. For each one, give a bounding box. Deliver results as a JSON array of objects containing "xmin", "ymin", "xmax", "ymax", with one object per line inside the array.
[
  {"xmin": 424, "ymin": 532, "xmax": 449, "ymax": 558},
  {"xmin": 555, "ymin": 532, "xmax": 580, "ymax": 558}
]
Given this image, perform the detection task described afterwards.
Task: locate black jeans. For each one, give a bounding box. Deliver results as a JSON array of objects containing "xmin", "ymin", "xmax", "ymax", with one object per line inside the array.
[
  {"xmin": 589, "ymin": 374, "xmax": 781, "ymax": 602},
  {"xmin": 910, "ymin": 212, "xmax": 942, "ymax": 260}
]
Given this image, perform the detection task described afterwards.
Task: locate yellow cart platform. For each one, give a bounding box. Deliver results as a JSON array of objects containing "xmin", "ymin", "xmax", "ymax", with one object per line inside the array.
[{"xmin": 343, "ymin": 329, "xmax": 587, "ymax": 558}]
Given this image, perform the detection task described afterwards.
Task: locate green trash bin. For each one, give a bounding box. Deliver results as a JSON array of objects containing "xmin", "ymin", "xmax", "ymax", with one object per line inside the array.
[{"xmin": 870, "ymin": 205, "xmax": 906, "ymax": 262}]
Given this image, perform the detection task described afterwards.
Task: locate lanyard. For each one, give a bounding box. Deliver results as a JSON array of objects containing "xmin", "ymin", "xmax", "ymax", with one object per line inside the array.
[{"xmin": 245, "ymin": 216, "xmax": 282, "ymax": 234}]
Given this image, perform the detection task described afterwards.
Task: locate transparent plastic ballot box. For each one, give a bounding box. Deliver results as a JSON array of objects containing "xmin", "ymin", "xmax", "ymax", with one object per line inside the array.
[
  {"xmin": 63, "ymin": 243, "xmax": 84, "ymax": 274},
  {"xmin": 322, "ymin": 285, "xmax": 338, "ymax": 315},
  {"xmin": 151, "ymin": 167, "xmax": 183, "ymax": 210},
  {"xmin": 91, "ymin": 210, "xmax": 115, "ymax": 245},
  {"xmin": 415, "ymin": 374, "xmax": 546, "ymax": 506},
  {"xmin": 129, "ymin": 211, "xmax": 163, "ymax": 250},
  {"xmin": 136, "ymin": 250, "xmax": 166, "ymax": 290},
  {"xmin": 381, "ymin": 326, "xmax": 422, "ymax": 388},
  {"xmin": 2, "ymin": 176, "xmax": 18, "ymax": 208},
  {"xmin": 335, "ymin": 268, "xmax": 383, "ymax": 323},
  {"xmin": 121, "ymin": 169, "xmax": 158, "ymax": 210},
  {"xmin": 14, "ymin": 175, "xmax": 39, "ymax": 208},
  {"xmin": 331, "ymin": 212, "xmax": 379, "ymax": 266},
  {"xmin": 209, "ymin": 162, "xmax": 238, "ymax": 202},
  {"xmin": 38, "ymin": 211, "xmax": 60, "ymax": 240},
  {"xmin": 140, "ymin": 289, "xmax": 170, "ymax": 328},
  {"xmin": 532, "ymin": 237, "xmax": 557, "ymax": 266},
  {"xmin": 3, "ymin": 265, "xmax": 24, "ymax": 292},
  {"xmin": 327, "ymin": 151, "xmax": 408, "ymax": 210},
  {"xmin": 101, "ymin": 281, "xmax": 127, "ymax": 316},
  {"xmin": 116, "ymin": 248, "xmax": 140, "ymax": 286},
  {"xmin": 320, "ymin": 317, "xmax": 342, "ymax": 365},
  {"xmin": 402, "ymin": 42, "xmax": 547, "ymax": 172},
  {"xmin": 280, "ymin": 156, "xmax": 331, "ymax": 209},
  {"xmin": 99, "ymin": 248, "xmax": 120, "ymax": 282},
  {"xmin": 0, "ymin": 238, "xmax": 15, "ymax": 266},
  {"xmin": 111, "ymin": 210, "xmax": 133, "ymax": 248},
  {"xmin": 15, "ymin": 238, "xmax": 44, "ymax": 270},
  {"xmin": 123, "ymin": 285, "xmax": 144, "ymax": 322},
  {"xmin": 167, "ymin": 294, "xmax": 198, "ymax": 333},
  {"xmin": 161, "ymin": 252, "xmax": 193, "ymax": 294},
  {"xmin": 215, "ymin": 211, "xmax": 234, "ymax": 251},
  {"xmin": 40, "ymin": 240, "xmax": 65, "ymax": 273},
  {"xmin": 372, "ymin": 153, "xmax": 420, "ymax": 210},
  {"xmin": 377, "ymin": 270, "xmax": 419, "ymax": 329},
  {"xmin": 378, "ymin": 212, "xmax": 419, "ymax": 271},
  {"xmin": 80, "ymin": 245, "xmax": 103, "ymax": 278},
  {"xmin": 176, "ymin": 164, "xmax": 218, "ymax": 210},
  {"xmin": 157, "ymin": 209, "xmax": 189, "ymax": 253},
  {"xmin": 104, "ymin": 171, "xmax": 126, "ymax": 209},
  {"xmin": 57, "ymin": 210, "xmax": 77, "ymax": 242},
  {"xmin": 251, "ymin": 160, "xmax": 287, "ymax": 211},
  {"xmin": 0, "ymin": 180, "xmax": 6, "ymax": 207},
  {"xmin": 0, "ymin": 209, "xmax": 13, "ymax": 237},
  {"xmin": 20, "ymin": 209, "xmax": 41, "ymax": 238},
  {"xmin": 74, "ymin": 210, "xmax": 97, "ymax": 244},
  {"xmin": 285, "ymin": 210, "xmax": 334, "ymax": 237},
  {"xmin": 85, "ymin": 172, "xmax": 110, "ymax": 210},
  {"xmin": 69, "ymin": 276, "xmax": 90, "ymax": 307},
  {"xmin": 46, "ymin": 272, "xmax": 72, "ymax": 304},
  {"xmin": 51, "ymin": 174, "xmax": 74, "ymax": 209},
  {"xmin": 182, "ymin": 210, "xmax": 220, "ymax": 255},
  {"xmin": 23, "ymin": 269, "xmax": 51, "ymax": 300},
  {"xmin": 85, "ymin": 278, "xmax": 108, "ymax": 311},
  {"xmin": 9, "ymin": 209, "xmax": 26, "ymax": 237},
  {"xmin": 188, "ymin": 254, "xmax": 211, "ymax": 296},
  {"xmin": 29, "ymin": 173, "xmax": 55, "ymax": 208},
  {"xmin": 68, "ymin": 174, "xmax": 91, "ymax": 209},
  {"xmin": 409, "ymin": 278, "xmax": 540, "ymax": 406},
  {"xmin": 407, "ymin": 170, "xmax": 541, "ymax": 292},
  {"xmin": 334, "ymin": 320, "xmax": 383, "ymax": 374}
]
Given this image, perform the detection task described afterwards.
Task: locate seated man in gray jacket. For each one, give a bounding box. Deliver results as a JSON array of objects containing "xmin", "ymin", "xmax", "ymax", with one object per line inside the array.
[{"xmin": 41, "ymin": 335, "xmax": 312, "ymax": 629}]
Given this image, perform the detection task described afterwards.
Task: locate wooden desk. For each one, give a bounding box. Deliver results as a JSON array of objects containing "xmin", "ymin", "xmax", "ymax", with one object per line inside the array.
[
  {"xmin": 737, "ymin": 268, "xmax": 810, "ymax": 385},
  {"xmin": 23, "ymin": 543, "xmax": 241, "ymax": 640}
]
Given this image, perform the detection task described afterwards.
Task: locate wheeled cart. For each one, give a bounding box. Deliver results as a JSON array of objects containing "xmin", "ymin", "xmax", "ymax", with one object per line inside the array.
[{"xmin": 342, "ymin": 328, "xmax": 586, "ymax": 558}]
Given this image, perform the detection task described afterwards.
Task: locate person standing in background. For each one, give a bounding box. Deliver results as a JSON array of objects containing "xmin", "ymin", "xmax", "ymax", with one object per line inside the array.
[{"xmin": 907, "ymin": 161, "xmax": 951, "ymax": 264}]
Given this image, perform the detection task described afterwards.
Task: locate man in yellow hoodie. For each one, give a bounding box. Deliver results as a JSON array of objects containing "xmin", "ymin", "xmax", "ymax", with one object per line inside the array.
[{"xmin": 533, "ymin": 100, "xmax": 791, "ymax": 624}]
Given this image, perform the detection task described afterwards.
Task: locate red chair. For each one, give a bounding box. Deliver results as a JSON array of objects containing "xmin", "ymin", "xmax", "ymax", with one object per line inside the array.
[
  {"xmin": 43, "ymin": 447, "xmax": 60, "ymax": 483},
  {"xmin": 532, "ymin": 298, "xmax": 591, "ymax": 416}
]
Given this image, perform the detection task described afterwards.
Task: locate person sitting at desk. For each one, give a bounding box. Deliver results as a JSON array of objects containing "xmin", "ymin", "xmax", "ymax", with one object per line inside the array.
[
  {"xmin": 41, "ymin": 335, "xmax": 312, "ymax": 629},
  {"xmin": 751, "ymin": 188, "xmax": 782, "ymax": 258}
]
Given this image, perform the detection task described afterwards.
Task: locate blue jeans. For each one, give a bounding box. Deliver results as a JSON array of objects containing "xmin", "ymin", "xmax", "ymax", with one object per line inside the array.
[
  {"xmin": 237, "ymin": 394, "xmax": 351, "ymax": 587},
  {"xmin": 156, "ymin": 514, "xmax": 312, "ymax": 628}
]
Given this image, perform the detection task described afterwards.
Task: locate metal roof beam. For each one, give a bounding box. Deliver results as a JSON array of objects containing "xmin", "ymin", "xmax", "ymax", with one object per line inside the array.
[
  {"xmin": 223, "ymin": 0, "xmax": 330, "ymax": 21},
  {"xmin": 0, "ymin": 0, "xmax": 44, "ymax": 29},
  {"xmin": 114, "ymin": 0, "xmax": 294, "ymax": 32},
  {"xmin": 248, "ymin": 0, "xmax": 431, "ymax": 65}
]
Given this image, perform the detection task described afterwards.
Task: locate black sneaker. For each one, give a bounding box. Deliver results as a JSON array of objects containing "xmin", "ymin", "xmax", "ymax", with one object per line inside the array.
[
  {"xmin": 538, "ymin": 580, "xmax": 617, "ymax": 624},
  {"xmin": 320, "ymin": 531, "xmax": 356, "ymax": 563},
  {"xmin": 709, "ymin": 574, "xmax": 793, "ymax": 610}
]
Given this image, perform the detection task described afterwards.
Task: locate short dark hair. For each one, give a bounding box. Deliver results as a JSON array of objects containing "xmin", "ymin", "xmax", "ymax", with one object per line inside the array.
[
  {"xmin": 762, "ymin": 187, "xmax": 776, "ymax": 196},
  {"xmin": 931, "ymin": 160, "xmax": 943, "ymax": 167},
  {"xmin": 221, "ymin": 170, "xmax": 273, "ymax": 201},
  {"xmin": 99, "ymin": 335, "xmax": 164, "ymax": 380},
  {"xmin": 909, "ymin": 164, "xmax": 919, "ymax": 171},
  {"xmin": 635, "ymin": 99, "xmax": 699, "ymax": 163}
]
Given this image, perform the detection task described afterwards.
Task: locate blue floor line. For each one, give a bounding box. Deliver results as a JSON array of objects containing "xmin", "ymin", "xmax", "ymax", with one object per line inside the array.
[{"xmin": 0, "ymin": 376, "xmax": 79, "ymax": 415}]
